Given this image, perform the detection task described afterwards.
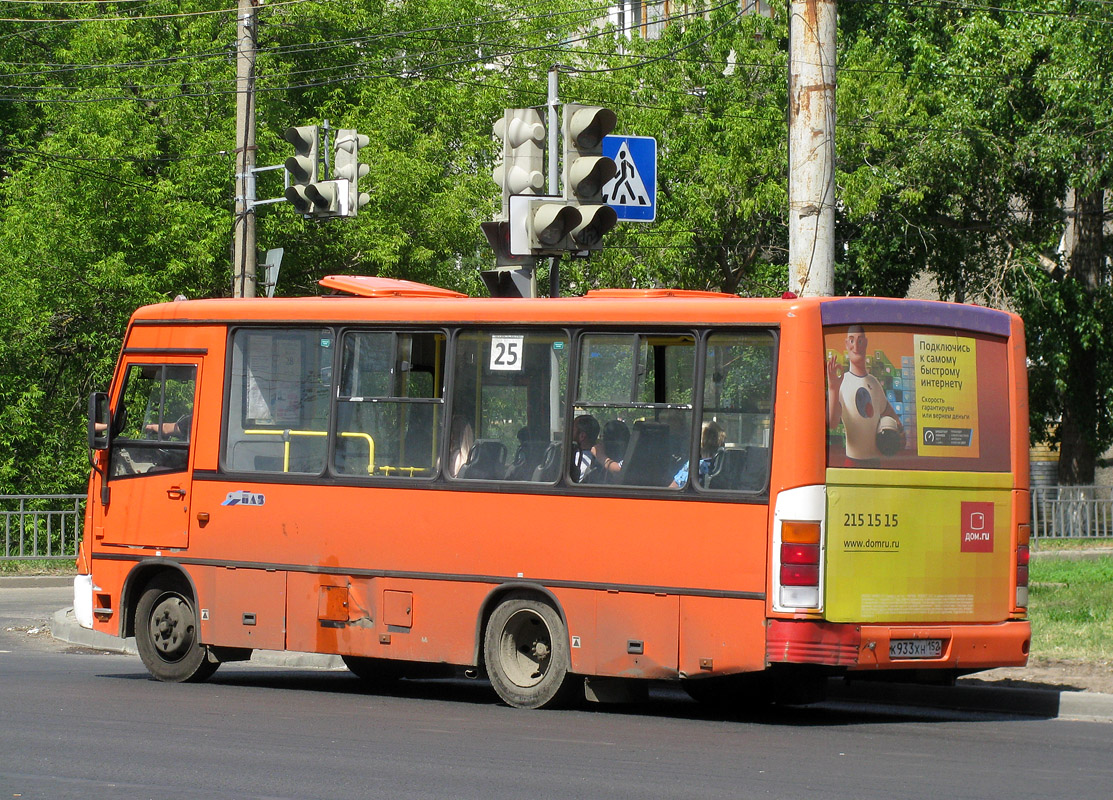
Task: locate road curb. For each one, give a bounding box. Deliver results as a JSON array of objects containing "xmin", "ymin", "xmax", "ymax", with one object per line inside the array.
[
  {"xmin": 828, "ymin": 678, "xmax": 1113, "ymax": 721},
  {"xmin": 0, "ymin": 575, "xmax": 75, "ymax": 589},
  {"xmin": 50, "ymin": 606, "xmax": 344, "ymax": 670}
]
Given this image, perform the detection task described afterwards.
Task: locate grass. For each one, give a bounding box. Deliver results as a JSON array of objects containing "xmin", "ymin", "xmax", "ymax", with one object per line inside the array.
[
  {"xmin": 0, "ymin": 559, "xmax": 76, "ymax": 576},
  {"xmin": 1031, "ymin": 537, "xmax": 1113, "ymax": 552},
  {"xmin": 1029, "ymin": 555, "xmax": 1113, "ymax": 662}
]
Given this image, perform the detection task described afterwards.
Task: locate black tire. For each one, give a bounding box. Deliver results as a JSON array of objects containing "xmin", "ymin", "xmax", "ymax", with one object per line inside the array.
[
  {"xmin": 134, "ymin": 575, "xmax": 218, "ymax": 683},
  {"xmin": 483, "ymin": 593, "xmax": 574, "ymax": 709}
]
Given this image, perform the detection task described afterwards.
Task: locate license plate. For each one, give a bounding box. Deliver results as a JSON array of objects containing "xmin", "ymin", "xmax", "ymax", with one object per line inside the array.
[{"xmin": 889, "ymin": 639, "xmax": 943, "ymax": 659}]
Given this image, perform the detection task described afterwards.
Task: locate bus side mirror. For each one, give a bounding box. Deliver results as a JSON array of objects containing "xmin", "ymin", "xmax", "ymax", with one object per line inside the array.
[{"xmin": 89, "ymin": 392, "xmax": 111, "ymax": 451}]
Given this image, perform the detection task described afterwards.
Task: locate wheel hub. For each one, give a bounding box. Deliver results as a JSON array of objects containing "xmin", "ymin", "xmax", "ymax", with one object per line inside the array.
[
  {"xmin": 500, "ymin": 610, "xmax": 552, "ymax": 688},
  {"xmin": 148, "ymin": 595, "xmax": 194, "ymax": 660}
]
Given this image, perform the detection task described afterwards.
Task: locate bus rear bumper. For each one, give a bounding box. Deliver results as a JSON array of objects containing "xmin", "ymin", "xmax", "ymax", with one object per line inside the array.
[{"xmin": 767, "ymin": 619, "xmax": 1031, "ymax": 671}]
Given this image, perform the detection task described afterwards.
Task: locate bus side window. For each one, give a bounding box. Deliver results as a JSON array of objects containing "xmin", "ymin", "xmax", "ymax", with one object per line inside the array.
[
  {"xmin": 224, "ymin": 329, "xmax": 333, "ymax": 475},
  {"xmin": 110, "ymin": 364, "xmax": 196, "ymax": 478},
  {"xmin": 699, "ymin": 331, "xmax": 775, "ymax": 493},
  {"xmin": 449, "ymin": 330, "xmax": 568, "ymax": 482},
  {"xmin": 573, "ymin": 333, "xmax": 695, "ymax": 489},
  {"xmin": 333, "ymin": 331, "xmax": 445, "ymax": 478}
]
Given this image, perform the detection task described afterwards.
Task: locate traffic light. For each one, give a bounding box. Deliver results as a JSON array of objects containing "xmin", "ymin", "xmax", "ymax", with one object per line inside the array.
[
  {"xmin": 525, "ymin": 198, "xmax": 581, "ymax": 252},
  {"xmin": 562, "ymin": 104, "xmax": 618, "ymax": 250},
  {"xmin": 492, "ymin": 108, "xmax": 545, "ymax": 219},
  {"xmin": 305, "ymin": 179, "xmax": 342, "ymax": 217},
  {"xmin": 480, "ymin": 221, "xmax": 537, "ymax": 298},
  {"xmin": 283, "ymin": 125, "xmax": 319, "ymax": 215},
  {"xmin": 333, "ymin": 128, "xmax": 370, "ymax": 217},
  {"xmin": 504, "ymin": 195, "xmax": 581, "ymax": 255}
]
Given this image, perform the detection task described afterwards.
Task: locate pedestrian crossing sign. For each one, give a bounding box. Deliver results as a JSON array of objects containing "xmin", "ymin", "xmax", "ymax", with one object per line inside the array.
[{"xmin": 601, "ymin": 135, "xmax": 657, "ymax": 222}]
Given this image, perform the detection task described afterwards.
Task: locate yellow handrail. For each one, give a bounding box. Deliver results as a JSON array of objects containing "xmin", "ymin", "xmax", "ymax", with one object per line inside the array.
[
  {"xmin": 243, "ymin": 429, "xmax": 375, "ymax": 474},
  {"xmin": 340, "ymin": 432, "xmax": 375, "ymax": 475}
]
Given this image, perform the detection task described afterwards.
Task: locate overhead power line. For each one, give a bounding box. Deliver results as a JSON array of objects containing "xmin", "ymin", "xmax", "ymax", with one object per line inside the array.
[{"xmin": 0, "ymin": 0, "xmax": 315, "ymax": 24}]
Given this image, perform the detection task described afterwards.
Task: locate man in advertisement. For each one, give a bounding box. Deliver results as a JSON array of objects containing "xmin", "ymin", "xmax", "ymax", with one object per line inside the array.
[{"xmin": 827, "ymin": 325, "xmax": 903, "ymax": 465}]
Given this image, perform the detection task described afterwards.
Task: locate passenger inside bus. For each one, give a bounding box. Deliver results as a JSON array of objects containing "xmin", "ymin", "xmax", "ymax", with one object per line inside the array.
[
  {"xmin": 570, "ymin": 414, "xmax": 599, "ymax": 482},
  {"xmin": 588, "ymin": 419, "xmax": 630, "ymax": 483},
  {"xmin": 447, "ymin": 415, "xmax": 474, "ymax": 478},
  {"xmin": 671, "ymin": 420, "xmax": 726, "ymax": 488}
]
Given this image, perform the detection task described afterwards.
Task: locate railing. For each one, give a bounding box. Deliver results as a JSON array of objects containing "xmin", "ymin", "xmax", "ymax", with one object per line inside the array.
[
  {"xmin": 2, "ymin": 486, "xmax": 1107, "ymax": 556},
  {"xmin": 1032, "ymin": 485, "xmax": 1113, "ymax": 540},
  {"xmin": 1, "ymin": 495, "xmax": 85, "ymax": 561}
]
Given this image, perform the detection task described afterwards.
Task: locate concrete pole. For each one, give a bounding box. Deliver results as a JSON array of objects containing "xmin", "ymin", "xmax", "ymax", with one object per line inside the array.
[
  {"xmin": 787, "ymin": 0, "xmax": 836, "ymax": 297},
  {"xmin": 232, "ymin": 0, "xmax": 258, "ymax": 298},
  {"xmin": 548, "ymin": 66, "xmax": 560, "ymax": 299}
]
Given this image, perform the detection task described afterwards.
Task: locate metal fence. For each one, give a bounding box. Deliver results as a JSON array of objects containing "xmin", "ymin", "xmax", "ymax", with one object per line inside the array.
[
  {"xmin": 2, "ymin": 485, "xmax": 1108, "ymax": 558},
  {"xmin": 1032, "ymin": 485, "xmax": 1113, "ymax": 540},
  {"xmin": 1, "ymin": 495, "xmax": 85, "ymax": 561}
]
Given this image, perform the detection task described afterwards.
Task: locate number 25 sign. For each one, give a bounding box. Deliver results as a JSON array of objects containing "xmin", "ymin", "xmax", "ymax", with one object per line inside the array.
[{"xmin": 490, "ymin": 336, "xmax": 524, "ymax": 371}]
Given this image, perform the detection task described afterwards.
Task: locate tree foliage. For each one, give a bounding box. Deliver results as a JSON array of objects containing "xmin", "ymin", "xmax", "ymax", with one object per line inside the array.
[{"xmin": 0, "ymin": 1, "xmax": 1110, "ymax": 491}]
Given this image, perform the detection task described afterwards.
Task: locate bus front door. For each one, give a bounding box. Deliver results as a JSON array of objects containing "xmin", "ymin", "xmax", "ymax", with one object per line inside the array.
[{"xmin": 97, "ymin": 360, "xmax": 200, "ymax": 550}]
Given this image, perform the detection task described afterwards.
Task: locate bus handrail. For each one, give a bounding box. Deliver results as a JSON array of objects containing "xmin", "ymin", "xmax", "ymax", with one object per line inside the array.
[{"xmin": 242, "ymin": 429, "xmax": 375, "ymax": 475}]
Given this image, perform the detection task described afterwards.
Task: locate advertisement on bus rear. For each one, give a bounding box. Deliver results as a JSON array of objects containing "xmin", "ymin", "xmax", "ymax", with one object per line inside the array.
[
  {"xmin": 824, "ymin": 325, "xmax": 1010, "ymax": 472},
  {"xmin": 822, "ymin": 318, "xmax": 1015, "ymax": 623}
]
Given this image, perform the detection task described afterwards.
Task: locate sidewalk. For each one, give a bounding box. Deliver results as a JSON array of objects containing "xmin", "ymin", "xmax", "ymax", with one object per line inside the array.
[
  {"xmin": 30, "ymin": 579, "xmax": 1109, "ymax": 723},
  {"xmin": 49, "ymin": 605, "xmax": 346, "ymax": 670}
]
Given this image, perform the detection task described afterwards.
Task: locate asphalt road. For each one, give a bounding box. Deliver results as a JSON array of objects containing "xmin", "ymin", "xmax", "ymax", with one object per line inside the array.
[{"xmin": 3, "ymin": 586, "xmax": 1113, "ymax": 800}]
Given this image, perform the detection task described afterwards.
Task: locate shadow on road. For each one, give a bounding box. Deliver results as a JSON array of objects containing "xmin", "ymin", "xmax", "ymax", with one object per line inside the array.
[{"xmin": 93, "ymin": 664, "xmax": 1058, "ymax": 727}]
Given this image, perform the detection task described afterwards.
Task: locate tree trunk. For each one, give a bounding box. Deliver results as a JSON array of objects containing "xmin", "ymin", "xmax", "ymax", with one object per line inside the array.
[{"xmin": 1056, "ymin": 187, "xmax": 1105, "ymax": 485}]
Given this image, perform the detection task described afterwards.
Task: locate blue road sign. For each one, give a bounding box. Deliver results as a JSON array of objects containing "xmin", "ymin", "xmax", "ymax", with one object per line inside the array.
[{"xmin": 602, "ymin": 135, "xmax": 657, "ymax": 222}]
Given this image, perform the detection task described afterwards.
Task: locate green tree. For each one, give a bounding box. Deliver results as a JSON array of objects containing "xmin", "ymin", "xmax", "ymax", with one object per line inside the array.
[{"xmin": 837, "ymin": 1, "xmax": 1113, "ymax": 483}]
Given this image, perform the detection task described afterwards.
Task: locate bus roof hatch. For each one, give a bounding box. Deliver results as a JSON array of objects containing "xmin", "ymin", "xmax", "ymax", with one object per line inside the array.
[{"xmin": 319, "ymin": 275, "xmax": 467, "ymax": 299}]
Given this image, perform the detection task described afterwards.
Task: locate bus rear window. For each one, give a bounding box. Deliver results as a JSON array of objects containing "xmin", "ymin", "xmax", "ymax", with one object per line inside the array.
[{"xmin": 824, "ymin": 324, "xmax": 1010, "ymax": 472}]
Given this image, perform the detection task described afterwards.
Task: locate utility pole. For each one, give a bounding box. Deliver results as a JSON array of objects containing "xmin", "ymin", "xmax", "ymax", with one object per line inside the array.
[
  {"xmin": 787, "ymin": 0, "xmax": 836, "ymax": 297},
  {"xmin": 547, "ymin": 66, "xmax": 561, "ymax": 298},
  {"xmin": 232, "ymin": 0, "xmax": 258, "ymax": 298}
]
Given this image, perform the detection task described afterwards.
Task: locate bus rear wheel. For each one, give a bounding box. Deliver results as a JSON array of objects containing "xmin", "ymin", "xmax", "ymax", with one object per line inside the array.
[
  {"xmin": 483, "ymin": 593, "xmax": 574, "ymax": 709},
  {"xmin": 135, "ymin": 576, "xmax": 218, "ymax": 683}
]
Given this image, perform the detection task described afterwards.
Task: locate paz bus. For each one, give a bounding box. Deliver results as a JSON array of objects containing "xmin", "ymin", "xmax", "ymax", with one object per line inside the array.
[{"xmin": 75, "ymin": 275, "xmax": 1031, "ymax": 708}]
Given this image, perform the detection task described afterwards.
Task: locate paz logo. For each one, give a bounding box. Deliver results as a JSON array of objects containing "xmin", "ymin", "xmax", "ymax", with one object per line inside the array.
[{"xmin": 222, "ymin": 490, "xmax": 265, "ymax": 507}]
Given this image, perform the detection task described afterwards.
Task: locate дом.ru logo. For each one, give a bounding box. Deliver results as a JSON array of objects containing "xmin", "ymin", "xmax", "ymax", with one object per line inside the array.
[{"xmin": 960, "ymin": 501, "xmax": 994, "ymax": 552}]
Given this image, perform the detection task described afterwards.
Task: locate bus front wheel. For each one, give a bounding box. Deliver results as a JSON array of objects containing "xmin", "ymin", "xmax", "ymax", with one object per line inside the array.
[
  {"xmin": 483, "ymin": 594, "xmax": 574, "ymax": 709},
  {"xmin": 134, "ymin": 576, "xmax": 218, "ymax": 683}
]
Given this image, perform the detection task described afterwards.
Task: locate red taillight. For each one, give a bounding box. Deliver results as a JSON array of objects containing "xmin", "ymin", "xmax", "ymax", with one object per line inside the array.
[
  {"xmin": 781, "ymin": 543, "xmax": 819, "ymax": 565},
  {"xmin": 1016, "ymin": 524, "xmax": 1030, "ymax": 588},
  {"xmin": 781, "ymin": 564, "xmax": 819, "ymax": 586},
  {"xmin": 1015, "ymin": 523, "xmax": 1031, "ymax": 609}
]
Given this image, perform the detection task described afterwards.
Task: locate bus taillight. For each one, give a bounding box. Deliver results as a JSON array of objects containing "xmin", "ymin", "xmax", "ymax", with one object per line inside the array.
[
  {"xmin": 1016, "ymin": 523, "xmax": 1031, "ymax": 609},
  {"xmin": 779, "ymin": 521, "xmax": 821, "ymax": 606}
]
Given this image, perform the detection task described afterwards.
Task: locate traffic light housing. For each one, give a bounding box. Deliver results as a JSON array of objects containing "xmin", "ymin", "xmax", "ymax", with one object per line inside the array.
[
  {"xmin": 492, "ymin": 108, "xmax": 545, "ymax": 219},
  {"xmin": 508, "ymin": 195, "xmax": 582, "ymax": 255},
  {"xmin": 562, "ymin": 104, "xmax": 618, "ymax": 250},
  {"xmin": 333, "ymin": 128, "xmax": 370, "ymax": 217},
  {"xmin": 305, "ymin": 180, "xmax": 342, "ymax": 217},
  {"xmin": 283, "ymin": 125, "xmax": 320, "ymax": 215},
  {"xmin": 480, "ymin": 221, "xmax": 537, "ymax": 298}
]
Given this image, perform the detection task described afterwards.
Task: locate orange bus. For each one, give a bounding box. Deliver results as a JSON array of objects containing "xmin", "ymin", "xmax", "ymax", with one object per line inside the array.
[{"xmin": 75, "ymin": 276, "xmax": 1031, "ymax": 708}]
